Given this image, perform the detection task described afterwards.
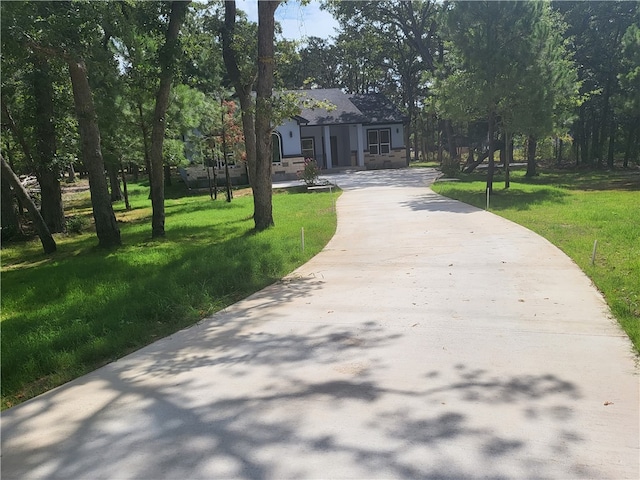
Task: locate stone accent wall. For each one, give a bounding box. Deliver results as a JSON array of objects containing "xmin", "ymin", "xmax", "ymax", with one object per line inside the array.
[
  {"xmin": 272, "ymin": 156, "xmax": 307, "ymax": 181},
  {"xmin": 364, "ymin": 148, "xmax": 407, "ymax": 169}
]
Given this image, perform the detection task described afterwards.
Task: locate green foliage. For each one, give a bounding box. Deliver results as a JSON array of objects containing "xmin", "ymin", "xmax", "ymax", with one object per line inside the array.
[
  {"xmin": 436, "ymin": 1, "xmax": 577, "ymax": 139},
  {"xmin": 298, "ymin": 158, "xmax": 321, "ymax": 186},
  {"xmin": 1, "ymin": 182, "xmax": 340, "ymax": 409},
  {"xmin": 65, "ymin": 215, "xmax": 89, "ymax": 234},
  {"xmin": 440, "ymin": 154, "xmax": 460, "ymax": 177},
  {"xmin": 432, "ymin": 170, "xmax": 640, "ymax": 354}
]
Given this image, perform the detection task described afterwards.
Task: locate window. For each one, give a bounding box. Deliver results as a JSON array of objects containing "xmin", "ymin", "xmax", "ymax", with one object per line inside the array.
[
  {"xmin": 272, "ymin": 132, "xmax": 282, "ymax": 164},
  {"xmin": 301, "ymin": 137, "xmax": 315, "ymax": 159},
  {"xmin": 367, "ymin": 128, "xmax": 391, "ymax": 155}
]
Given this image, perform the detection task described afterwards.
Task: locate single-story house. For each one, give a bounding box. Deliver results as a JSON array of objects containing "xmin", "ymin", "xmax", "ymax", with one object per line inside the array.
[
  {"xmin": 180, "ymin": 88, "xmax": 408, "ymax": 187},
  {"xmin": 272, "ymin": 88, "xmax": 408, "ymax": 180}
]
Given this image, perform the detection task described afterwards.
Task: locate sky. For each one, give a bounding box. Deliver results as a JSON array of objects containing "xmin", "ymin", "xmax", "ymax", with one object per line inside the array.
[{"xmin": 237, "ymin": 0, "xmax": 340, "ymax": 43}]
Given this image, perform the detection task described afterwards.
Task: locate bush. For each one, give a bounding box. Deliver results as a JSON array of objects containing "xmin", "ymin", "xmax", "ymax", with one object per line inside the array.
[
  {"xmin": 441, "ymin": 155, "xmax": 461, "ymax": 177},
  {"xmin": 66, "ymin": 215, "xmax": 89, "ymax": 234},
  {"xmin": 298, "ymin": 158, "xmax": 321, "ymax": 186}
]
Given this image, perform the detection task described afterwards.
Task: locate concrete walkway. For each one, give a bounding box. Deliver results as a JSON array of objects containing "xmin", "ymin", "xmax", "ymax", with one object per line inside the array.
[{"xmin": 2, "ymin": 168, "xmax": 638, "ymax": 479}]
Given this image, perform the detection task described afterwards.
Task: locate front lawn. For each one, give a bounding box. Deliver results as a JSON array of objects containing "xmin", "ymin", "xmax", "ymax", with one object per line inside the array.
[{"xmin": 1, "ymin": 181, "xmax": 340, "ymax": 409}]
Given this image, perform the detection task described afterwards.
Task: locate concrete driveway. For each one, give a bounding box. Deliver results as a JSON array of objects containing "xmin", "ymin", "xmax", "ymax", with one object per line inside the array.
[{"xmin": 2, "ymin": 168, "xmax": 638, "ymax": 479}]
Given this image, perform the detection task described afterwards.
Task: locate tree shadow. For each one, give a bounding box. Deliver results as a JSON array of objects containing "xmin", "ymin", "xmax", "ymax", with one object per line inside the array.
[
  {"xmin": 408, "ymin": 187, "xmax": 569, "ymax": 213},
  {"xmin": 3, "ymin": 312, "xmax": 606, "ymax": 480}
]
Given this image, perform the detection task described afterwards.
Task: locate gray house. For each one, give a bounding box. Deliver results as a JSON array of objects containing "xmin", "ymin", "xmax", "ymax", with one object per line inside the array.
[
  {"xmin": 180, "ymin": 89, "xmax": 408, "ymax": 187},
  {"xmin": 272, "ymin": 89, "xmax": 408, "ymax": 180}
]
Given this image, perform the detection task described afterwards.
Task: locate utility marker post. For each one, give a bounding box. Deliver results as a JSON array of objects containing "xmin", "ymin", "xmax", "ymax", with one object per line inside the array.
[
  {"xmin": 301, "ymin": 227, "xmax": 305, "ymax": 252},
  {"xmin": 591, "ymin": 239, "xmax": 598, "ymax": 266}
]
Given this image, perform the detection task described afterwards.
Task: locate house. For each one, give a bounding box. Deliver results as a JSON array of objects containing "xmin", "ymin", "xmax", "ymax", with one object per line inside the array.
[
  {"xmin": 272, "ymin": 89, "xmax": 408, "ymax": 181},
  {"xmin": 180, "ymin": 89, "xmax": 408, "ymax": 187}
]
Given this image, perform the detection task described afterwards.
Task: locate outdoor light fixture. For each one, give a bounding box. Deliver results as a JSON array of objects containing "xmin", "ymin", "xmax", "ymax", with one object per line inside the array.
[{"xmin": 289, "ymin": 131, "xmax": 293, "ymax": 138}]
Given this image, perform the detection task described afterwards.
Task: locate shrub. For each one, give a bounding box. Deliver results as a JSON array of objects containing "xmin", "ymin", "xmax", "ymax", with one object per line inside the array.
[
  {"xmin": 441, "ymin": 155, "xmax": 461, "ymax": 177},
  {"xmin": 66, "ymin": 215, "xmax": 89, "ymax": 234},
  {"xmin": 298, "ymin": 158, "xmax": 321, "ymax": 186}
]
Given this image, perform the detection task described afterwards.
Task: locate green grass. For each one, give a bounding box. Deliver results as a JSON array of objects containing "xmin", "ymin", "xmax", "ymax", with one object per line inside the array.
[
  {"xmin": 431, "ymin": 169, "xmax": 640, "ymax": 354},
  {"xmin": 1, "ymin": 181, "xmax": 340, "ymax": 409}
]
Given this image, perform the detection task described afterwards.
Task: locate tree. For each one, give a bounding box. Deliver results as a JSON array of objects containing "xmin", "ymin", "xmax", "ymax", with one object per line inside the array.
[
  {"xmin": 554, "ymin": 1, "xmax": 637, "ymax": 167},
  {"xmin": 221, "ymin": 0, "xmax": 258, "ymax": 189},
  {"xmin": 1, "ymin": 154, "xmax": 56, "ymax": 254},
  {"xmin": 325, "ymin": 0, "xmax": 440, "ymax": 161},
  {"xmin": 1, "ymin": 8, "xmax": 67, "ymax": 234},
  {"xmin": 616, "ymin": 16, "xmax": 640, "ymax": 167},
  {"xmin": 3, "ymin": 1, "xmax": 122, "ymax": 247},
  {"xmin": 437, "ymin": 1, "xmax": 576, "ymax": 191},
  {"xmin": 149, "ymin": 0, "xmax": 190, "ymax": 238},
  {"xmin": 253, "ymin": 0, "xmax": 280, "ymax": 231},
  {"xmin": 0, "ymin": 154, "xmax": 20, "ymax": 240}
]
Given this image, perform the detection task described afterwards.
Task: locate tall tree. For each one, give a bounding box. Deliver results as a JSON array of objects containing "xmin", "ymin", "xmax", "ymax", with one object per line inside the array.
[
  {"xmin": 615, "ymin": 13, "xmax": 640, "ymax": 167},
  {"xmin": 149, "ymin": 0, "xmax": 190, "ymax": 238},
  {"xmin": 221, "ymin": 0, "xmax": 258, "ymax": 189},
  {"xmin": 1, "ymin": 8, "xmax": 67, "ymax": 234},
  {"xmin": 326, "ymin": 0, "xmax": 439, "ymax": 161},
  {"xmin": 437, "ymin": 1, "xmax": 576, "ymax": 191},
  {"xmin": 554, "ymin": 1, "xmax": 637, "ymax": 167},
  {"xmin": 31, "ymin": 57, "xmax": 66, "ymax": 232},
  {"xmin": 3, "ymin": 1, "xmax": 121, "ymax": 247},
  {"xmin": 253, "ymin": 0, "xmax": 280, "ymax": 231}
]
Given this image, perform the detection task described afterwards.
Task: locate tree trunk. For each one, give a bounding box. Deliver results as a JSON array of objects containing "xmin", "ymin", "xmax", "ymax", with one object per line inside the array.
[
  {"xmin": 591, "ymin": 116, "xmax": 600, "ymax": 167},
  {"xmin": 33, "ymin": 57, "xmax": 65, "ymax": 233},
  {"xmin": 137, "ymin": 101, "xmax": 151, "ymax": 195},
  {"xmin": 223, "ymin": 0, "xmax": 257, "ymax": 190},
  {"xmin": 149, "ymin": 0, "xmax": 190, "ymax": 238},
  {"xmin": 1, "ymin": 97, "xmax": 35, "ymax": 171},
  {"xmin": 623, "ymin": 122, "xmax": 636, "ymax": 168},
  {"xmin": 504, "ymin": 130, "xmax": 512, "ymax": 189},
  {"xmin": 120, "ymin": 164, "xmax": 131, "ymax": 210},
  {"xmin": 557, "ymin": 138, "xmax": 563, "ymax": 165},
  {"xmin": 607, "ymin": 128, "xmax": 615, "ymax": 168},
  {"xmin": 1, "ymin": 169, "xmax": 20, "ymax": 240},
  {"xmin": 525, "ymin": 135, "xmax": 537, "ymax": 177},
  {"xmin": 579, "ymin": 107, "xmax": 591, "ymax": 165},
  {"xmin": 444, "ymin": 120, "xmax": 457, "ymax": 158},
  {"xmin": 3, "ymin": 98, "xmax": 64, "ymax": 233},
  {"xmin": 486, "ymin": 110, "xmax": 495, "ymax": 194},
  {"xmin": 107, "ymin": 162, "xmax": 123, "ymax": 202},
  {"xmin": 68, "ymin": 163, "xmax": 76, "ymax": 182},
  {"xmin": 68, "ymin": 58, "xmax": 121, "ymax": 248},
  {"xmin": 38, "ymin": 167, "xmax": 65, "ymax": 232},
  {"xmin": 1, "ymin": 155, "xmax": 56, "ymax": 253},
  {"xmin": 253, "ymin": 0, "xmax": 280, "ymax": 231}
]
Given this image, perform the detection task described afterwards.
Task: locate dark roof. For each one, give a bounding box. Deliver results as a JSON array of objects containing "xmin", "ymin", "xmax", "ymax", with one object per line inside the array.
[
  {"xmin": 288, "ymin": 89, "xmax": 404, "ymax": 126},
  {"xmin": 348, "ymin": 93, "xmax": 406, "ymax": 124}
]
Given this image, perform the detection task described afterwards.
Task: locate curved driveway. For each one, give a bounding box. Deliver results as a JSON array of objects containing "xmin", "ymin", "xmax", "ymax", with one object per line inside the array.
[{"xmin": 2, "ymin": 168, "xmax": 638, "ymax": 479}]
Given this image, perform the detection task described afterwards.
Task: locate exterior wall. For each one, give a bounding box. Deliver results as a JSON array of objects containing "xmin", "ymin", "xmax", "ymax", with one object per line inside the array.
[
  {"xmin": 277, "ymin": 120, "xmax": 302, "ymax": 156},
  {"xmin": 179, "ymin": 165, "xmax": 248, "ymax": 187},
  {"xmin": 272, "ymin": 119, "xmax": 408, "ymax": 180},
  {"xmin": 362, "ymin": 123, "xmax": 407, "ymax": 169},
  {"xmin": 364, "ymin": 123, "xmax": 405, "ymax": 149},
  {"xmin": 299, "ymin": 126, "xmax": 324, "ymax": 164},
  {"xmin": 272, "ymin": 156, "xmax": 306, "ymax": 181},
  {"xmin": 364, "ymin": 148, "xmax": 407, "ymax": 169}
]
